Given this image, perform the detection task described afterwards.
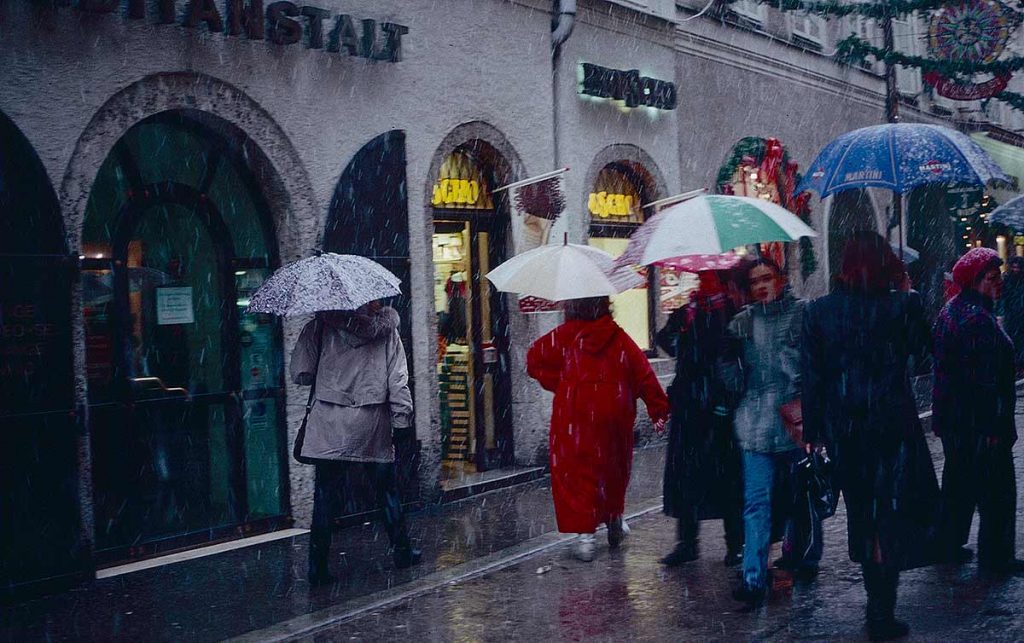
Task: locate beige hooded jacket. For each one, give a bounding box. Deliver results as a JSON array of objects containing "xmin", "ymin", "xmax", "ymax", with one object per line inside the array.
[{"xmin": 290, "ymin": 306, "xmax": 413, "ymax": 462}]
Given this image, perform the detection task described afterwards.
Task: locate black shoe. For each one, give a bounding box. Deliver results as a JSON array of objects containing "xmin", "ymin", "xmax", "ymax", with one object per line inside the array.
[
  {"xmin": 394, "ymin": 548, "xmax": 422, "ymax": 569},
  {"xmin": 308, "ymin": 570, "xmax": 335, "ymax": 586},
  {"xmin": 723, "ymin": 549, "xmax": 743, "ymax": 567},
  {"xmin": 772, "ymin": 556, "xmax": 795, "ymax": 570},
  {"xmin": 660, "ymin": 542, "xmax": 698, "ymax": 566},
  {"xmin": 979, "ymin": 557, "xmax": 1024, "ymax": 575},
  {"xmin": 795, "ymin": 565, "xmax": 819, "ymax": 582},
  {"xmin": 607, "ymin": 516, "xmax": 628, "ymax": 549},
  {"xmin": 947, "ymin": 546, "xmax": 974, "ymax": 563},
  {"xmin": 731, "ymin": 583, "xmax": 766, "ymax": 609},
  {"xmin": 867, "ymin": 617, "xmax": 909, "ymax": 641}
]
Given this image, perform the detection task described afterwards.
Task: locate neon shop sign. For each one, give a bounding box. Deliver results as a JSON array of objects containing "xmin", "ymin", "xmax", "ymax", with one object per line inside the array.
[{"xmin": 578, "ymin": 63, "xmax": 677, "ymax": 111}]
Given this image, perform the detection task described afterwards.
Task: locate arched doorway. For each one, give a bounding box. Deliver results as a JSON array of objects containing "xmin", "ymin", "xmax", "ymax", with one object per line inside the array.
[
  {"xmin": 430, "ymin": 141, "xmax": 514, "ymax": 478},
  {"xmin": 0, "ymin": 112, "xmax": 82, "ymax": 595},
  {"xmin": 324, "ymin": 130, "xmax": 419, "ymax": 507},
  {"xmin": 586, "ymin": 160, "xmax": 660, "ymax": 352},
  {"xmin": 81, "ymin": 111, "xmax": 289, "ymax": 562}
]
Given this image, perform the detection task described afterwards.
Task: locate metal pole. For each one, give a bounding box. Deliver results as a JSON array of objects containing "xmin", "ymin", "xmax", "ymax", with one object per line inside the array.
[{"xmin": 883, "ymin": 11, "xmax": 904, "ymax": 255}]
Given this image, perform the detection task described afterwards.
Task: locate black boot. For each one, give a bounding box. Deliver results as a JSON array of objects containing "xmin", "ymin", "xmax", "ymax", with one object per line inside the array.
[
  {"xmin": 723, "ymin": 547, "xmax": 743, "ymax": 567},
  {"xmin": 864, "ymin": 565, "xmax": 908, "ymax": 641},
  {"xmin": 661, "ymin": 540, "xmax": 699, "ymax": 566},
  {"xmin": 307, "ymin": 533, "xmax": 335, "ymax": 586}
]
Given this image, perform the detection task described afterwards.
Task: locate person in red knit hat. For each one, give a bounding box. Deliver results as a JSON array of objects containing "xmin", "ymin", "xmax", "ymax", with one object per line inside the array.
[{"xmin": 934, "ymin": 246, "xmax": 1024, "ymax": 575}]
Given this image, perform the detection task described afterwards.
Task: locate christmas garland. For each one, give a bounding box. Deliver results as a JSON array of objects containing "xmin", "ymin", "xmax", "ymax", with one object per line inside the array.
[
  {"xmin": 714, "ymin": 137, "xmax": 818, "ymax": 278},
  {"xmin": 835, "ymin": 34, "xmax": 1024, "ymax": 77},
  {"xmin": 737, "ymin": 0, "xmax": 973, "ymax": 19}
]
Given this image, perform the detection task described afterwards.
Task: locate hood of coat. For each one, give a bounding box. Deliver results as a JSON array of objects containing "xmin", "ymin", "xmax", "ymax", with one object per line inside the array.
[
  {"xmin": 574, "ymin": 314, "xmax": 622, "ymax": 354},
  {"xmin": 322, "ymin": 306, "xmax": 400, "ymax": 346},
  {"xmin": 749, "ymin": 287, "xmax": 796, "ymax": 317}
]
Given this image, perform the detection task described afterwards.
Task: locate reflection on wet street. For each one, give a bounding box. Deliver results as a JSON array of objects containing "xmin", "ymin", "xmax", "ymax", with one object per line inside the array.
[{"xmin": 311, "ymin": 418, "xmax": 1024, "ymax": 642}]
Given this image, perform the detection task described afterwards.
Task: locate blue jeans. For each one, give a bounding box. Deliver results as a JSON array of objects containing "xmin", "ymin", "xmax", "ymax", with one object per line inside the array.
[{"xmin": 741, "ymin": 450, "xmax": 823, "ymax": 590}]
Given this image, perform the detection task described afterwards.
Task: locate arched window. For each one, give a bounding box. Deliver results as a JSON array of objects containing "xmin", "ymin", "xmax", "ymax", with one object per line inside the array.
[
  {"xmin": 81, "ymin": 111, "xmax": 288, "ymax": 559},
  {"xmin": 0, "ymin": 112, "xmax": 82, "ymax": 593},
  {"xmin": 587, "ymin": 161, "xmax": 657, "ymax": 351}
]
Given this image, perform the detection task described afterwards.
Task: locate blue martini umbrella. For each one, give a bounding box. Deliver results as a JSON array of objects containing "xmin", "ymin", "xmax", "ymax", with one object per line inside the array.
[
  {"xmin": 797, "ymin": 123, "xmax": 1009, "ymax": 197},
  {"xmin": 987, "ymin": 193, "xmax": 1024, "ymax": 230}
]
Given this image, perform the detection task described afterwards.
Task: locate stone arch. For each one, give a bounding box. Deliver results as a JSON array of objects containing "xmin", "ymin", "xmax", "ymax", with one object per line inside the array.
[
  {"xmin": 583, "ymin": 143, "xmax": 668, "ymax": 214},
  {"xmin": 60, "ymin": 72, "xmax": 319, "ymax": 263},
  {"xmin": 423, "ymin": 121, "xmax": 527, "ymax": 212}
]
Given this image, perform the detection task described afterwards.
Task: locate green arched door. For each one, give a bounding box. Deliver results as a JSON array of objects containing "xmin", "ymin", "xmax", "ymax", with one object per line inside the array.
[{"xmin": 81, "ymin": 112, "xmax": 288, "ymax": 561}]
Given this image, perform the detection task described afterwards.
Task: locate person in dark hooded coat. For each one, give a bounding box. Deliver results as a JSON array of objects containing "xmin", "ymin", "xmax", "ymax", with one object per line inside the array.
[
  {"xmin": 934, "ymin": 247, "xmax": 1024, "ymax": 574},
  {"xmin": 656, "ymin": 271, "xmax": 744, "ymax": 567},
  {"xmin": 802, "ymin": 232, "xmax": 939, "ymax": 641}
]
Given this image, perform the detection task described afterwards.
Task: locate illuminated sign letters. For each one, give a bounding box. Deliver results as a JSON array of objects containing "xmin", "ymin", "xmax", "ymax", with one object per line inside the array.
[
  {"xmin": 579, "ymin": 63, "xmax": 677, "ymax": 110},
  {"xmin": 432, "ymin": 179, "xmax": 481, "ymax": 207},
  {"xmin": 588, "ymin": 191, "xmax": 635, "ymax": 218}
]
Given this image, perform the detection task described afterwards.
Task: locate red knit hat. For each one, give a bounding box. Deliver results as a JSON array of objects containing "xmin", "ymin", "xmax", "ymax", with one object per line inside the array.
[{"xmin": 952, "ymin": 247, "xmax": 1002, "ymax": 288}]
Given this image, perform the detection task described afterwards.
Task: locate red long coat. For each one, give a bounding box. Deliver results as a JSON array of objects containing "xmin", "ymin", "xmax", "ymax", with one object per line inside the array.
[{"xmin": 527, "ymin": 315, "xmax": 670, "ymax": 533}]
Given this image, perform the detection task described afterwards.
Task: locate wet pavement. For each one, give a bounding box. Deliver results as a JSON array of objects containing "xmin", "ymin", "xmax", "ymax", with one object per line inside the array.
[
  {"xmin": 7, "ymin": 396, "xmax": 1024, "ymax": 641},
  {"xmin": 0, "ymin": 442, "xmax": 667, "ymax": 642},
  {"xmin": 269, "ymin": 409, "xmax": 1024, "ymax": 642}
]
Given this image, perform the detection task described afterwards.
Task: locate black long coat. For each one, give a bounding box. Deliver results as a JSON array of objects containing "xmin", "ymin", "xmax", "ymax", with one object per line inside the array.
[
  {"xmin": 657, "ymin": 300, "xmax": 742, "ymax": 521},
  {"xmin": 802, "ymin": 288, "xmax": 941, "ymax": 569}
]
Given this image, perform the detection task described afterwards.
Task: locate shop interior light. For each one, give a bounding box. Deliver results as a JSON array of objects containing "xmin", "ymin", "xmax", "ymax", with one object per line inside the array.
[{"xmin": 234, "ymin": 270, "xmax": 246, "ymax": 276}]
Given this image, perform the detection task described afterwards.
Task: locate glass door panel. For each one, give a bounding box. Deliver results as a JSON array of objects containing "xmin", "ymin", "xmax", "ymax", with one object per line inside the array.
[
  {"xmin": 434, "ymin": 222, "xmax": 476, "ymax": 476},
  {"xmin": 92, "ymin": 203, "xmax": 239, "ymax": 552},
  {"xmin": 588, "ymin": 237, "xmax": 650, "ymax": 350},
  {"xmin": 236, "ymin": 267, "xmax": 284, "ymax": 519}
]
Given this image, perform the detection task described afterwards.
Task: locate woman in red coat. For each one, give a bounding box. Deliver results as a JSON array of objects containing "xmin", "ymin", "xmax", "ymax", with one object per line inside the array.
[{"xmin": 527, "ymin": 297, "xmax": 670, "ymax": 561}]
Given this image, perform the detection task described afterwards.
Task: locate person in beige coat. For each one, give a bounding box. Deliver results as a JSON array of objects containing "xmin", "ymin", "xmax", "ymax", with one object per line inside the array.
[{"xmin": 290, "ymin": 300, "xmax": 419, "ymax": 585}]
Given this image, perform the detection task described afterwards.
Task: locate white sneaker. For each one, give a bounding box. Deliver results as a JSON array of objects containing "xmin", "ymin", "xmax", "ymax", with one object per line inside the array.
[{"xmin": 574, "ymin": 533, "xmax": 596, "ymax": 562}]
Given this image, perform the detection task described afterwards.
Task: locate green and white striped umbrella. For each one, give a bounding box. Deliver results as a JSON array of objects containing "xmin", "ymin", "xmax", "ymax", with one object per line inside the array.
[{"xmin": 615, "ymin": 195, "xmax": 816, "ymax": 268}]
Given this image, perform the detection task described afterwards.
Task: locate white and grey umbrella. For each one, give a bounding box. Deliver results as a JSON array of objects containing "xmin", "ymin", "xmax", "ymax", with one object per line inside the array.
[
  {"xmin": 245, "ymin": 253, "xmax": 401, "ymax": 316},
  {"xmin": 486, "ymin": 238, "xmax": 643, "ymax": 302}
]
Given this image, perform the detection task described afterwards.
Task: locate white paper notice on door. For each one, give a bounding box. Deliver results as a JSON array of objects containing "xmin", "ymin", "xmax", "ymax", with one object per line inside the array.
[{"xmin": 156, "ymin": 286, "xmax": 195, "ymax": 325}]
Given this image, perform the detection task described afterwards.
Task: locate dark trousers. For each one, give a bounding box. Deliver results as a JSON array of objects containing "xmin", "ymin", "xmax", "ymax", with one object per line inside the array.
[
  {"xmin": 940, "ymin": 436, "xmax": 1017, "ymax": 566},
  {"xmin": 309, "ymin": 461, "xmax": 411, "ymax": 574},
  {"xmin": 677, "ymin": 502, "xmax": 743, "ymax": 554}
]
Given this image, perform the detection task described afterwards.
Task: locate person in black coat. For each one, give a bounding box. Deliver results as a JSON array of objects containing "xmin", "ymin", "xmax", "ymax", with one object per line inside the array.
[
  {"xmin": 933, "ymin": 247, "xmax": 1024, "ymax": 574},
  {"xmin": 803, "ymin": 232, "xmax": 939, "ymax": 641},
  {"xmin": 999, "ymin": 255, "xmax": 1024, "ymax": 373},
  {"xmin": 657, "ymin": 270, "xmax": 744, "ymax": 567}
]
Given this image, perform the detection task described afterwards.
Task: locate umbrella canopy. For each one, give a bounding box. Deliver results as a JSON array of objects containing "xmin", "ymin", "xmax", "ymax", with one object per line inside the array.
[
  {"xmin": 656, "ymin": 252, "xmax": 744, "ymax": 273},
  {"xmin": 245, "ymin": 253, "xmax": 401, "ymax": 316},
  {"xmin": 987, "ymin": 192, "xmax": 1024, "ymax": 230},
  {"xmin": 797, "ymin": 123, "xmax": 1009, "ymax": 197},
  {"xmin": 614, "ymin": 195, "xmax": 816, "ymax": 268},
  {"xmin": 486, "ymin": 241, "xmax": 643, "ymax": 301}
]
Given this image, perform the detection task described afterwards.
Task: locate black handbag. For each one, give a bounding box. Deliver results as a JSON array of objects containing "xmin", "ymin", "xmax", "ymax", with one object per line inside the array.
[
  {"xmin": 292, "ymin": 320, "xmax": 323, "ymax": 465},
  {"xmin": 796, "ymin": 450, "xmax": 838, "ymax": 521}
]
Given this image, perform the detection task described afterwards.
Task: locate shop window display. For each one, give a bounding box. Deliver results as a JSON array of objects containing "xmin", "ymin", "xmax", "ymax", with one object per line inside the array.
[
  {"xmin": 431, "ymin": 143, "xmax": 512, "ymax": 477},
  {"xmin": 587, "ymin": 162, "xmax": 656, "ymax": 351}
]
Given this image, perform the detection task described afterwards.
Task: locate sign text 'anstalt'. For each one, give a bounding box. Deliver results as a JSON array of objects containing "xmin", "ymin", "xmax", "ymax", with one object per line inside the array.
[{"xmin": 69, "ymin": 0, "xmax": 407, "ymax": 61}]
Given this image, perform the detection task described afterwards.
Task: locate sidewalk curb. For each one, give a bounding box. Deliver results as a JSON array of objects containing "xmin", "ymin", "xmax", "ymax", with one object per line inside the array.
[{"xmin": 227, "ymin": 501, "xmax": 665, "ymax": 642}]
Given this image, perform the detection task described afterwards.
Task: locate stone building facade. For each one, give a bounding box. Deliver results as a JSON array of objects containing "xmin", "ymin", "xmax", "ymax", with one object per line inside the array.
[{"xmin": 1, "ymin": 0, "xmax": 1019, "ymax": 595}]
